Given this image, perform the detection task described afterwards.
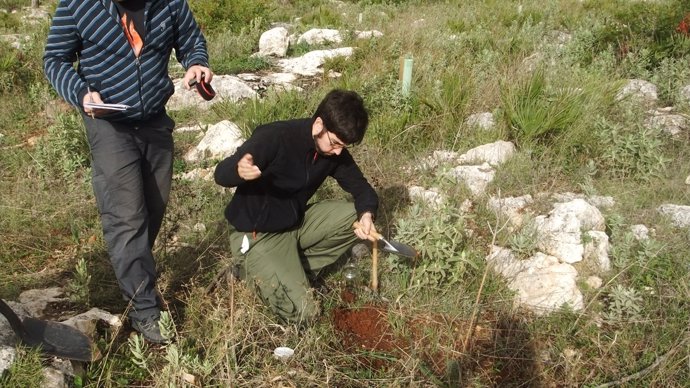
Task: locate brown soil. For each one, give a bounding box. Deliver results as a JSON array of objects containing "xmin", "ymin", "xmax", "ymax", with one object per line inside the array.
[{"xmin": 332, "ymin": 288, "xmax": 541, "ymax": 385}]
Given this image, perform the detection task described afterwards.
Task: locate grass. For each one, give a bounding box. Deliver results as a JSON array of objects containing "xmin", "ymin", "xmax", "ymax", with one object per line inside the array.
[{"xmin": 2, "ymin": 0, "xmax": 690, "ymax": 386}]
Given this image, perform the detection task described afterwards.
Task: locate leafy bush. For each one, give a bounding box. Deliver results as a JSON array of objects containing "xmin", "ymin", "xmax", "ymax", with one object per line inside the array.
[
  {"xmin": 593, "ymin": 116, "xmax": 669, "ymax": 181},
  {"xmin": 0, "ymin": 9, "xmax": 20, "ymax": 30},
  {"xmin": 206, "ymin": 19, "xmax": 270, "ymax": 75},
  {"xmin": 189, "ymin": 0, "xmax": 271, "ymax": 34},
  {"xmin": 299, "ymin": 5, "xmax": 343, "ymax": 28},
  {"xmin": 392, "ymin": 203, "xmax": 471, "ymax": 290},
  {"xmin": 34, "ymin": 112, "xmax": 90, "ymax": 179},
  {"xmin": 0, "ymin": 43, "xmax": 21, "ymax": 93}
]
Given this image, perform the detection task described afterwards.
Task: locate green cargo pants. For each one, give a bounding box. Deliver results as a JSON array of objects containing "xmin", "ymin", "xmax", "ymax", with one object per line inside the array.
[{"xmin": 228, "ymin": 200, "xmax": 358, "ymax": 325}]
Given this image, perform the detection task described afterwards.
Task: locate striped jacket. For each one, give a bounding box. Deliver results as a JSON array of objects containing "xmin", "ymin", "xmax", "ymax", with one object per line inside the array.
[{"xmin": 44, "ymin": 0, "xmax": 209, "ymax": 122}]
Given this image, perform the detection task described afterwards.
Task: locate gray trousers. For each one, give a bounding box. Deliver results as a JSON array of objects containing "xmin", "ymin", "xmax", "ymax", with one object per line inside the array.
[
  {"xmin": 228, "ymin": 200, "xmax": 358, "ymax": 325},
  {"xmin": 83, "ymin": 112, "xmax": 174, "ymax": 320}
]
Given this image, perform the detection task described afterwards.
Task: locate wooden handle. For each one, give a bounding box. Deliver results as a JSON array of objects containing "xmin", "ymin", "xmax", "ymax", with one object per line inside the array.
[
  {"xmin": 352, "ymin": 222, "xmax": 379, "ymax": 292},
  {"xmin": 370, "ymin": 240, "xmax": 378, "ymax": 292},
  {"xmin": 352, "ymin": 221, "xmax": 383, "ymax": 240}
]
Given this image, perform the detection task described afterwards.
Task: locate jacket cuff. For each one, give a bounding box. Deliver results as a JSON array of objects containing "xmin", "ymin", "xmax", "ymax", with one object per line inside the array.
[{"xmin": 77, "ymin": 87, "xmax": 89, "ymax": 108}]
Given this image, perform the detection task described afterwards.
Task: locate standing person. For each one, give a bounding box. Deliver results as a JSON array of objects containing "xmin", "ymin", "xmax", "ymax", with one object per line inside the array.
[
  {"xmin": 43, "ymin": 0, "xmax": 212, "ymax": 344},
  {"xmin": 214, "ymin": 89, "xmax": 379, "ymax": 325}
]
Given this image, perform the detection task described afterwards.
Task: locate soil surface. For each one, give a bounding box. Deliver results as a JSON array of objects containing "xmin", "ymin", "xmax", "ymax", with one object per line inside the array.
[{"xmin": 331, "ymin": 287, "xmax": 540, "ymax": 384}]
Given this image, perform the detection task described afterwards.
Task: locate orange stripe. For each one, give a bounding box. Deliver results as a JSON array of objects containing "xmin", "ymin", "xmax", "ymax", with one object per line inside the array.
[{"xmin": 121, "ymin": 13, "xmax": 143, "ymax": 57}]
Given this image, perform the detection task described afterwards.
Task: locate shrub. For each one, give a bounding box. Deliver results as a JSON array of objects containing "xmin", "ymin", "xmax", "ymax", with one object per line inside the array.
[
  {"xmin": 392, "ymin": 203, "xmax": 471, "ymax": 290},
  {"xmin": 593, "ymin": 116, "xmax": 669, "ymax": 181},
  {"xmin": 34, "ymin": 112, "xmax": 90, "ymax": 179},
  {"xmin": 189, "ymin": 0, "xmax": 271, "ymax": 34}
]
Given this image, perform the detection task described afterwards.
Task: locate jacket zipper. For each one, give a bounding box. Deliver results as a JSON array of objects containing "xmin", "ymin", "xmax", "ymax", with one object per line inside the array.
[{"xmin": 135, "ymin": 6, "xmax": 149, "ymax": 117}]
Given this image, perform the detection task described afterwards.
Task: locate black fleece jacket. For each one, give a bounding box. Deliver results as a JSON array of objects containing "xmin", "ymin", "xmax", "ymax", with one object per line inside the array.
[{"xmin": 214, "ymin": 118, "xmax": 379, "ymax": 233}]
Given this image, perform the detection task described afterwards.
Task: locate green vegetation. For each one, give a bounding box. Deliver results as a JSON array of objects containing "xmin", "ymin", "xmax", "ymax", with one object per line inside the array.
[{"xmin": 2, "ymin": 0, "xmax": 689, "ymax": 386}]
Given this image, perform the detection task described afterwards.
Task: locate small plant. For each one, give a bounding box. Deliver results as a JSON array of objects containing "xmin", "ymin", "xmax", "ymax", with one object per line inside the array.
[
  {"xmin": 159, "ymin": 310, "xmax": 175, "ymax": 342},
  {"xmin": 159, "ymin": 343, "xmax": 215, "ymax": 386},
  {"xmin": 577, "ymin": 159, "xmax": 599, "ymax": 197},
  {"xmin": 508, "ymin": 221, "xmax": 539, "ymax": 258},
  {"xmin": 602, "ymin": 284, "xmax": 644, "ymax": 324},
  {"xmin": 67, "ymin": 257, "xmax": 91, "ymax": 306},
  {"xmin": 0, "ymin": 43, "xmax": 20, "ymax": 92},
  {"xmin": 127, "ymin": 334, "xmax": 150, "ymax": 370}
]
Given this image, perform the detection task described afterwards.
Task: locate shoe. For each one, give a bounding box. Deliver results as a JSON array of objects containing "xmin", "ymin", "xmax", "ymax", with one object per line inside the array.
[{"xmin": 131, "ymin": 314, "xmax": 171, "ymax": 344}]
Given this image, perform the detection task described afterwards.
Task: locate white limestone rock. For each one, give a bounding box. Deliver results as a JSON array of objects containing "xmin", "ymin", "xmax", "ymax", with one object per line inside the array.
[
  {"xmin": 167, "ymin": 75, "xmax": 257, "ymax": 111},
  {"xmin": 585, "ymin": 276, "xmax": 603, "ymax": 289},
  {"xmin": 615, "ymin": 79, "xmax": 658, "ymax": 105},
  {"xmin": 0, "ymin": 346, "xmax": 15, "ymax": 376},
  {"xmin": 644, "ymin": 107, "xmax": 688, "ymax": 137},
  {"xmin": 184, "ymin": 120, "xmax": 244, "ymax": 163},
  {"xmin": 457, "ymin": 140, "xmax": 516, "ymax": 167},
  {"xmin": 355, "ymin": 30, "xmax": 383, "ymax": 39},
  {"xmin": 657, "ymin": 204, "xmax": 690, "ymax": 228},
  {"xmin": 487, "ymin": 195, "xmax": 534, "ymax": 228},
  {"xmin": 18, "ymin": 287, "xmax": 67, "ymax": 318},
  {"xmin": 278, "ymin": 48, "xmax": 354, "ymax": 76},
  {"xmin": 448, "ymin": 163, "xmax": 495, "ymax": 196},
  {"xmin": 465, "ymin": 112, "xmax": 495, "ymax": 130},
  {"xmin": 583, "ymin": 230, "xmax": 610, "ymax": 272},
  {"xmin": 630, "ymin": 224, "xmax": 650, "ymax": 241},
  {"xmin": 258, "ymin": 27, "xmax": 290, "ymax": 57},
  {"xmin": 486, "ymin": 247, "xmax": 583, "ymax": 314},
  {"xmin": 297, "ymin": 28, "xmax": 343, "ymax": 45},
  {"xmin": 408, "ymin": 186, "xmax": 444, "ymax": 209}
]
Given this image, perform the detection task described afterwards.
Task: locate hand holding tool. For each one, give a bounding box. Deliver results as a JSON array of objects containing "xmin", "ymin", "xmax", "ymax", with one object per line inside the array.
[
  {"xmin": 352, "ymin": 222, "xmax": 418, "ymax": 259},
  {"xmin": 188, "ymin": 74, "xmax": 216, "ymax": 100}
]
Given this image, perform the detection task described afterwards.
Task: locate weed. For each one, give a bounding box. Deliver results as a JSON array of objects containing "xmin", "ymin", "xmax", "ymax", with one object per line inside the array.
[
  {"xmin": 158, "ymin": 310, "xmax": 175, "ymax": 342},
  {"xmin": 602, "ymin": 284, "xmax": 644, "ymax": 324},
  {"xmin": 508, "ymin": 220, "xmax": 539, "ymax": 259},
  {"xmin": 127, "ymin": 334, "xmax": 150, "ymax": 371},
  {"xmin": 299, "ymin": 5, "xmax": 343, "ymax": 28},
  {"xmin": 33, "ymin": 112, "xmax": 90, "ymax": 179},
  {"xmin": 67, "ymin": 257, "xmax": 91, "ymax": 306},
  {"xmin": 189, "ymin": 0, "xmax": 270, "ymax": 34},
  {"xmin": 0, "ymin": 346, "xmax": 44, "ymax": 388}
]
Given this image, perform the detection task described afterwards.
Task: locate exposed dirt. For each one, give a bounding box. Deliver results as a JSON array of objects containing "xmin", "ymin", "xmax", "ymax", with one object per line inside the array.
[{"xmin": 332, "ymin": 288, "xmax": 542, "ymax": 385}]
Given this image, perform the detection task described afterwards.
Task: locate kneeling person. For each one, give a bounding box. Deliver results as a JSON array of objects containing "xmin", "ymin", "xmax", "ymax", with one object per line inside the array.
[{"xmin": 214, "ymin": 89, "xmax": 378, "ymax": 324}]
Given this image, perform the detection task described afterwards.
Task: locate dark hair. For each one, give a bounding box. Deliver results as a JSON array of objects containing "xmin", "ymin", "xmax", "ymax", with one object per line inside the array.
[{"xmin": 312, "ymin": 89, "xmax": 369, "ymax": 145}]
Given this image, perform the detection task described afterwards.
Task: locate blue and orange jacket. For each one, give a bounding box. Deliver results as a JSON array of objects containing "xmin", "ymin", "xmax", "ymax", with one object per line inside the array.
[{"xmin": 43, "ymin": 0, "xmax": 208, "ymax": 122}]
